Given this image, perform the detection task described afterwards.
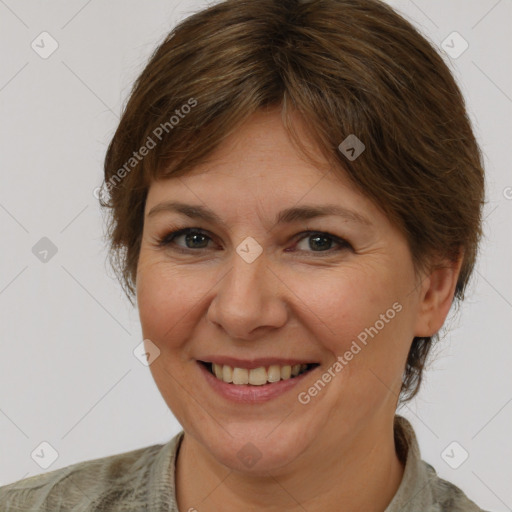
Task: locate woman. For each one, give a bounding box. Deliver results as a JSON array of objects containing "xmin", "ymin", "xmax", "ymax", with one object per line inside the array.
[{"xmin": 0, "ymin": 0, "xmax": 488, "ymax": 510}]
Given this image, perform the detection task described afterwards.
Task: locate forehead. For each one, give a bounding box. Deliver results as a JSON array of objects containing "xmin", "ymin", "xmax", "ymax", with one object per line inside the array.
[
  {"xmin": 142, "ymin": 110, "xmax": 400, "ymax": 250},
  {"xmin": 146, "ymin": 109, "xmax": 367, "ymax": 209}
]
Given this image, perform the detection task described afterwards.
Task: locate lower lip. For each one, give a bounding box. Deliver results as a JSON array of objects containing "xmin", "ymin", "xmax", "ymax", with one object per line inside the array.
[{"xmin": 198, "ymin": 362, "xmax": 316, "ymax": 404}]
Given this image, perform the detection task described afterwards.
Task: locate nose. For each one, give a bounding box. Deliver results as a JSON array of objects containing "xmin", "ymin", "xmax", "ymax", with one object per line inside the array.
[{"xmin": 206, "ymin": 251, "xmax": 288, "ymax": 340}]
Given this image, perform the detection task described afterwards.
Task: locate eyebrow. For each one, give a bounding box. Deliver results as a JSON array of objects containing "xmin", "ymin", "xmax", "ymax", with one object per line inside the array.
[{"xmin": 147, "ymin": 201, "xmax": 372, "ymax": 227}]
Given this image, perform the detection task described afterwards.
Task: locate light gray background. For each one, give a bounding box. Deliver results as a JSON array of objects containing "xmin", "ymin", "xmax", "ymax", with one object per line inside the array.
[{"xmin": 0, "ymin": 0, "xmax": 510, "ymax": 510}]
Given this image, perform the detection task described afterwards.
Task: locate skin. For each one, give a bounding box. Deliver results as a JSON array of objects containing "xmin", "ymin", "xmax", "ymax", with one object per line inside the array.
[{"xmin": 136, "ymin": 108, "xmax": 462, "ymax": 511}]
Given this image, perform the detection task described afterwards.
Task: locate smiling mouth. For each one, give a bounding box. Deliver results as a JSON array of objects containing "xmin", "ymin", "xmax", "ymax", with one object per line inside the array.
[{"xmin": 200, "ymin": 361, "xmax": 319, "ymax": 385}]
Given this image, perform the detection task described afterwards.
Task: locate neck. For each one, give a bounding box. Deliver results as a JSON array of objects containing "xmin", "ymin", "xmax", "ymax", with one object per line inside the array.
[{"xmin": 175, "ymin": 416, "xmax": 404, "ymax": 512}]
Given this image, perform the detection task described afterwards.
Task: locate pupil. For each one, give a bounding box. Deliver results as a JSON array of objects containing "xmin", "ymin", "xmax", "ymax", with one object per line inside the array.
[
  {"xmin": 186, "ymin": 233, "xmax": 208, "ymax": 248},
  {"xmin": 310, "ymin": 235, "xmax": 331, "ymax": 251}
]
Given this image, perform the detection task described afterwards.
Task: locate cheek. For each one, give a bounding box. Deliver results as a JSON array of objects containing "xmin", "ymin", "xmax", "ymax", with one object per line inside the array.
[
  {"xmin": 289, "ymin": 263, "xmax": 413, "ymax": 377},
  {"xmin": 290, "ymin": 271, "xmax": 412, "ymax": 417},
  {"xmin": 135, "ymin": 258, "xmax": 212, "ymax": 417},
  {"xmin": 136, "ymin": 257, "xmax": 210, "ymax": 349}
]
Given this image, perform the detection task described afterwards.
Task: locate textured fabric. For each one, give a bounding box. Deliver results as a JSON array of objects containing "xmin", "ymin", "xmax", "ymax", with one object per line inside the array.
[{"xmin": 0, "ymin": 416, "xmax": 488, "ymax": 511}]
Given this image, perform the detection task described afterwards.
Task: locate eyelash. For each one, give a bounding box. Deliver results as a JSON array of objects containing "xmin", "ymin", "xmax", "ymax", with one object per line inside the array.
[{"xmin": 155, "ymin": 227, "xmax": 352, "ymax": 256}]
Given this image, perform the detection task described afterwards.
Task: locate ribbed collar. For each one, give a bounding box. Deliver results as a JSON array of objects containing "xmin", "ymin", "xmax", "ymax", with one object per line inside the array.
[{"xmin": 384, "ymin": 415, "xmax": 437, "ymax": 511}]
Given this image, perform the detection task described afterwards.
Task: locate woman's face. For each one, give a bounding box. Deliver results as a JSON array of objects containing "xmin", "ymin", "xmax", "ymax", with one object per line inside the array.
[{"xmin": 136, "ymin": 109, "xmax": 431, "ymax": 474}]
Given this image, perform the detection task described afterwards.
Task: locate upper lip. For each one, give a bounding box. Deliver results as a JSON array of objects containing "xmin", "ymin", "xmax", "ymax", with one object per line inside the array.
[{"xmin": 199, "ymin": 356, "xmax": 318, "ymax": 369}]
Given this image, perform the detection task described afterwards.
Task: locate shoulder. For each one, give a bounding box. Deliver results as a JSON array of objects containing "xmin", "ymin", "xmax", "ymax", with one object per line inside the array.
[
  {"xmin": 0, "ymin": 441, "xmax": 171, "ymax": 511},
  {"xmin": 422, "ymin": 461, "xmax": 491, "ymax": 512},
  {"xmin": 392, "ymin": 416, "xmax": 491, "ymax": 512}
]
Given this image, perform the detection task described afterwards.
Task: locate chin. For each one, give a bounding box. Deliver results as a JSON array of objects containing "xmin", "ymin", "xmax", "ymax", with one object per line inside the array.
[{"xmin": 191, "ymin": 419, "xmax": 317, "ymax": 475}]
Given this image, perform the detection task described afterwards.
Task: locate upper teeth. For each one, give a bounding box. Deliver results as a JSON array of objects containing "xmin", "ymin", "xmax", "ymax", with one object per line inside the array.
[{"xmin": 211, "ymin": 363, "xmax": 309, "ymax": 385}]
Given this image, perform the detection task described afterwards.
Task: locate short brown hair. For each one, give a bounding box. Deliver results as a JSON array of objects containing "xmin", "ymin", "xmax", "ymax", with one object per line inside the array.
[{"xmin": 101, "ymin": 0, "xmax": 485, "ymax": 403}]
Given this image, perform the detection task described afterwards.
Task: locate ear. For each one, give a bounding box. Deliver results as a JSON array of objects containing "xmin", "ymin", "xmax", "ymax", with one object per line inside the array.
[{"xmin": 413, "ymin": 253, "xmax": 464, "ymax": 337}]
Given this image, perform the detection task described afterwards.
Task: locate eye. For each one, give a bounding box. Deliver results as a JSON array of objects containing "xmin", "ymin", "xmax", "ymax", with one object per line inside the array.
[
  {"xmin": 156, "ymin": 227, "xmax": 352, "ymax": 255},
  {"xmin": 289, "ymin": 231, "xmax": 352, "ymax": 254},
  {"xmin": 157, "ymin": 228, "xmax": 215, "ymax": 251}
]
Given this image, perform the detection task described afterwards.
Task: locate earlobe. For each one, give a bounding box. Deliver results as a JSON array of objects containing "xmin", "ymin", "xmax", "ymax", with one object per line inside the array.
[{"xmin": 414, "ymin": 254, "xmax": 463, "ymax": 337}]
